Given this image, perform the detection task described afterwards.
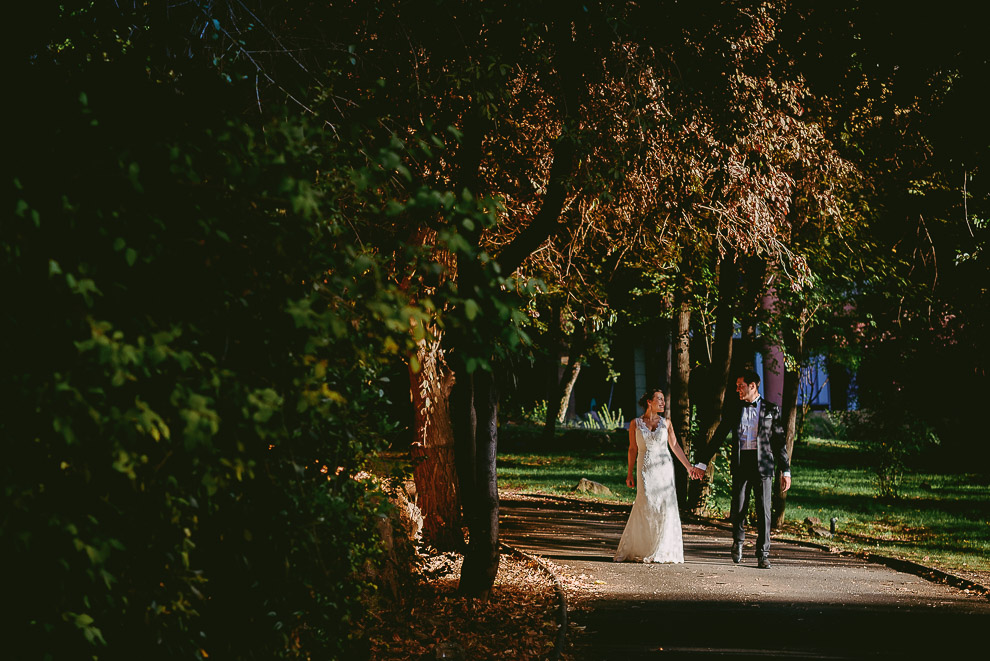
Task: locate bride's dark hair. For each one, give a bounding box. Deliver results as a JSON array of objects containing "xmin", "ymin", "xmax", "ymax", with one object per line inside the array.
[{"xmin": 638, "ymin": 388, "xmax": 665, "ymax": 411}]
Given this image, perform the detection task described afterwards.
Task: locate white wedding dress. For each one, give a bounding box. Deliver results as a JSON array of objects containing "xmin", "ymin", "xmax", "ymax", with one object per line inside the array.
[{"xmin": 613, "ymin": 416, "xmax": 684, "ymax": 563}]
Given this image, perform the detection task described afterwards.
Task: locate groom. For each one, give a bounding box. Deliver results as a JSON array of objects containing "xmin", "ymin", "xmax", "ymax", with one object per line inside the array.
[{"xmin": 693, "ymin": 369, "xmax": 790, "ymax": 569}]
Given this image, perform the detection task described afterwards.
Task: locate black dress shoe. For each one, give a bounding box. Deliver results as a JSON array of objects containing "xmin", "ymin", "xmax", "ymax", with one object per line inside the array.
[
  {"xmin": 731, "ymin": 542, "xmax": 743, "ymax": 563},
  {"xmin": 757, "ymin": 556, "xmax": 771, "ymax": 569}
]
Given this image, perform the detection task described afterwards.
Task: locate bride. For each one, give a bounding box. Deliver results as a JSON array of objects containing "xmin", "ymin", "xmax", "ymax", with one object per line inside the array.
[{"xmin": 614, "ymin": 388, "xmax": 701, "ymax": 563}]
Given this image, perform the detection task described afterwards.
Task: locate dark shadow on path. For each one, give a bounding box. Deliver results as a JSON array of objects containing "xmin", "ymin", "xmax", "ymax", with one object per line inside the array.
[
  {"xmin": 500, "ymin": 498, "xmax": 867, "ymax": 568},
  {"xmin": 499, "ymin": 496, "xmax": 990, "ymax": 660},
  {"xmin": 574, "ymin": 598, "xmax": 987, "ymax": 659}
]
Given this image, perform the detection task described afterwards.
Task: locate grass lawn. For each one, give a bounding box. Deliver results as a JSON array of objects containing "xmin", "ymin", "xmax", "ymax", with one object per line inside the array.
[
  {"xmin": 498, "ymin": 448, "xmax": 637, "ymax": 504},
  {"xmin": 497, "ymin": 425, "xmax": 990, "ymax": 580}
]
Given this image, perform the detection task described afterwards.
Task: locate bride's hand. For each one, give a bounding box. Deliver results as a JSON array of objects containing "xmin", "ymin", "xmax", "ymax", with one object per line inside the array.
[{"xmin": 625, "ymin": 475, "xmax": 635, "ymax": 488}]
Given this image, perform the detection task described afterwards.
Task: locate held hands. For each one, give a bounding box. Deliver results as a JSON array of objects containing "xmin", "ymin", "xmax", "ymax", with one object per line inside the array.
[{"xmin": 687, "ymin": 466, "xmax": 704, "ymax": 480}]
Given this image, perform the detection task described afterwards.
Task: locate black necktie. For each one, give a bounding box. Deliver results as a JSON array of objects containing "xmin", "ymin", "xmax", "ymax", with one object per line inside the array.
[{"xmin": 742, "ymin": 401, "xmax": 757, "ymax": 408}]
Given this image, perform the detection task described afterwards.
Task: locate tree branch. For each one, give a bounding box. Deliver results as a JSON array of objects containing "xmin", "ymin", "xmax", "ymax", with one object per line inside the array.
[{"xmin": 494, "ymin": 13, "xmax": 581, "ymax": 275}]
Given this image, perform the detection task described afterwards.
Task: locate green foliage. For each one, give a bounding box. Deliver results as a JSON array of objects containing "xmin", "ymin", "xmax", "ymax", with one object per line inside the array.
[
  {"xmin": 432, "ymin": 197, "xmax": 541, "ymax": 372},
  {"xmin": 579, "ymin": 404, "xmax": 625, "ymax": 431},
  {"xmin": 517, "ymin": 400, "xmax": 549, "ymax": 426},
  {"xmin": 698, "ymin": 459, "xmax": 733, "ymax": 519},
  {"xmin": 5, "ymin": 56, "xmax": 428, "ymax": 661},
  {"xmin": 686, "ymin": 404, "xmax": 701, "ymax": 447}
]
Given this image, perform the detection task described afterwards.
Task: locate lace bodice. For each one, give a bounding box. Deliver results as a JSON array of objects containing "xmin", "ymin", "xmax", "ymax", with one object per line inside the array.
[
  {"xmin": 634, "ymin": 415, "xmax": 666, "ymax": 438},
  {"xmin": 634, "ymin": 416, "xmax": 671, "ymax": 468}
]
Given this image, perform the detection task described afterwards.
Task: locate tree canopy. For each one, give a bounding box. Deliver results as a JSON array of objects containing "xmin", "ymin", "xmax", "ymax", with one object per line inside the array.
[{"xmin": 4, "ymin": 1, "xmax": 988, "ymax": 657}]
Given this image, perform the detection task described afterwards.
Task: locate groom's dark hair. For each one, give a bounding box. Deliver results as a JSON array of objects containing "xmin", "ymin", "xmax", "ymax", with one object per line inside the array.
[{"xmin": 738, "ymin": 368, "xmax": 761, "ymax": 385}]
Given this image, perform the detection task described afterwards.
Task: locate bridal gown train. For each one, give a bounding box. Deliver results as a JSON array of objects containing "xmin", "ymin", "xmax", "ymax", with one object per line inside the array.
[{"xmin": 613, "ymin": 416, "xmax": 684, "ymax": 563}]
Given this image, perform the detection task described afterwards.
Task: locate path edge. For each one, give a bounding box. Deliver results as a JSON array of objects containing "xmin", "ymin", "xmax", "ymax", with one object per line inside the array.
[
  {"xmin": 511, "ymin": 492, "xmax": 990, "ymax": 599},
  {"xmin": 769, "ymin": 533, "xmax": 990, "ymax": 599},
  {"xmin": 500, "ymin": 541, "xmax": 568, "ymax": 661},
  {"xmin": 681, "ymin": 512, "xmax": 990, "ymax": 599}
]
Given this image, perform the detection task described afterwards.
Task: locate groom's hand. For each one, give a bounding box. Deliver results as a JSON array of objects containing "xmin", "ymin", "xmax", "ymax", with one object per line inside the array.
[{"xmin": 781, "ymin": 474, "xmax": 791, "ymax": 492}]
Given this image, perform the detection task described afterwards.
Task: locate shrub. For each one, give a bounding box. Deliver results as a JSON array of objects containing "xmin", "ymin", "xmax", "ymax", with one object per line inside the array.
[
  {"xmin": 4, "ymin": 61, "xmax": 424, "ymax": 659},
  {"xmin": 801, "ymin": 410, "xmax": 848, "ymax": 441},
  {"xmin": 838, "ymin": 408, "xmax": 939, "ymax": 498}
]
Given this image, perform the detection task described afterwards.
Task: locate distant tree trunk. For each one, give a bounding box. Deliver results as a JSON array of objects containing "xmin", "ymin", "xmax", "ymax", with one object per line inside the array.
[
  {"xmin": 556, "ymin": 359, "xmax": 582, "ymax": 423},
  {"xmin": 547, "ymin": 322, "xmax": 587, "ymax": 427},
  {"xmin": 688, "ymin": 251, "xmax": 737, "ymax": 515},
  {"xmin": 543, "ymin": 301, "xmax": 563, "ymax": 437},
  {"xmin": 671, "ymin": 284, "xmax": 693, "ymax": 507},
  {"xmin": 409, "ymin": 335, "xmax": 461, "ymax": 549}
]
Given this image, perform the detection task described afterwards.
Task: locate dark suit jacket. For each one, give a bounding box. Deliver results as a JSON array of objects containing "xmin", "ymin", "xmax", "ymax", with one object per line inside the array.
[{"xmin": 695, "ymin": 398, "xmax": 790, "ymax": 478}]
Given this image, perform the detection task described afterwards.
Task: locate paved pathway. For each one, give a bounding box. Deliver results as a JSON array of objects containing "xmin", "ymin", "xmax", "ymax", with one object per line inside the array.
[{"xmin": 500, "ymin": 497, "xmax": 990, "ymax": 660}]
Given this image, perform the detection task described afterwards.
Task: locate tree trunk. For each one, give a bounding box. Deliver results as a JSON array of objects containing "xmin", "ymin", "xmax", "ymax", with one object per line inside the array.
[
  {"xmin": 772, "ymin": 300, "xmax": 804, "ymax": 530},
  {"xmin": 449, "ymin": 352, "xmax": 477, "ymax": 535},
  {"xmin": 828, "ymin": 358, "xmax": 849, "ymax": 410},
  {"xmin": 449, "ymin": 350, "xmax": 501, "ymax": 600},
  {"xmin": 772, "ymin": 362, "xmax": 800, "ymax": 529},
  {"xmin": 457, "ymin": 367, "xmax": 500, "ymax": 600},
  {"xmin": 736, "ymin": 321, "xmax": 758, "ymax": 371},
  {"xmin": 688, "ymin": 251, "xmax": 737, "ymax": 516},
  {"xmin": 450, "ymin": 7, "xmax": 581, "ymax": 600},
  {"xmin": 734, "ymin": 256, "xmax": 767, "ymax": 373},
  {"xmin": 670, "ymin": 287, "xmax": 693, "ymax": 507},
  {"xmin": 409, "ymin": 335, "xmax": 461, "ymax": 549}
]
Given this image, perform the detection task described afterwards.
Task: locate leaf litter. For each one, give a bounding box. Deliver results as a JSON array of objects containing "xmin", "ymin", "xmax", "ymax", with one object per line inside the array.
[{"xmin": 367, "ymin": 547, "xmax": 578, "ymax": 660}]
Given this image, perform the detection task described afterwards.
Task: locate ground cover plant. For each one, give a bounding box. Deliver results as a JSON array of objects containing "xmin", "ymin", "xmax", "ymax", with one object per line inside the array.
[{"xmin": 497, "ymin": 424, "xmax": 990, "ymax": 582}]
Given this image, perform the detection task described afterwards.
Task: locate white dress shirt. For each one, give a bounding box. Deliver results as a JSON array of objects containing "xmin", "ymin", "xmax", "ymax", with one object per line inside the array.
[
  {"xmin": 694, "ymin": 396, "xmax": 790, "ymax": 477},
  {"xmin": 738, "ymin": 397, "xmax": 761, "ymax": 451}
]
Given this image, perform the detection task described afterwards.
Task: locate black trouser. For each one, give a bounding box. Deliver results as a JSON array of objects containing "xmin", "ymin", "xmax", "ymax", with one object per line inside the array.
[{"xmin": 730, "ymin": 450, "xmax": 772, "ymax": 558}]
